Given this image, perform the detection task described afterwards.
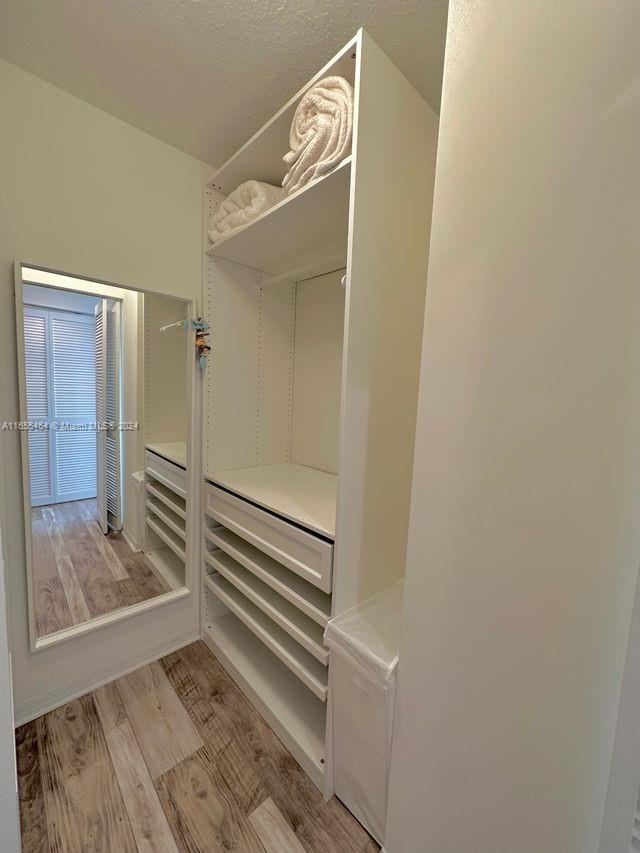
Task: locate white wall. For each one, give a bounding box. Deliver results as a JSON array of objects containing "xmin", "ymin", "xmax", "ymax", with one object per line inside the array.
[
  {"xmin": 386, "ymin": 2, "xmax": 640, "ymax": 852},
  {"xmin": 0, "ymin": 57, "xmax": 209, "ymax": 721},
  {"xmin": 0, "ymin": 460, "xmax": 20, "ymax": 851}
]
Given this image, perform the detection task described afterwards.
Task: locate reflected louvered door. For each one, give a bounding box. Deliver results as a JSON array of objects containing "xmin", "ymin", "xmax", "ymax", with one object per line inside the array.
[
  {"xmin": 50, "ymin": 310, "xmax": 97, "ymax": 503},
  {"xmin": 630, "ymin": 788, "xmax": 640, "ymax": 851},
  {"xmin": 95, "ymin": 302, "xmax": 108, "ymax": 533},
  {"xmin": 23, "ymin": 308, "xmax": 53, "ymax": 506},
  {"xmin": 105, "ymin": 300, "xmax": 122, "ymax": 530}
]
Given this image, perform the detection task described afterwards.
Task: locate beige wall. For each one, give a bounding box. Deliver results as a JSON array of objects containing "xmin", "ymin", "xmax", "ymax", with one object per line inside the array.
[
  {"xmin": 0, "ymin": 57, "xmax": 209, "ymax": 720},
  {"xmin": 386, "ymin": 1, "xmax": 640, "ymax": 851}
]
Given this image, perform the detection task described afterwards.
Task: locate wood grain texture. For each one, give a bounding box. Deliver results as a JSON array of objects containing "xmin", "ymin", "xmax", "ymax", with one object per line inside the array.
[
  {"xmin": 31, "ymin": 500, "xmax": 168, "ymax": 638},
  {"xmin": 41, "ymin": 506, "xmax": 92, "ymax": 624},
  {"xmin": 92, "ymin": 682, "xmax": 127, "ymax": 733},
  {"xmin": 36, "ymin": 694, "xmax": 135, "ymax": 852},
  {"xmin": 16, "ymin": 641, "xmax": 378, "ymax": 852},
  {"xmin": 249, "ymin": 797, "xmax": 306, "ymax": 853},
  {"xmin": 85, "ymin": 522, "xmax": 129, "ymax": 581},
  {"xmin": 161, "ymin": 648, "xmax": 266, "ymax": 814},
  {"xmin": 154, "ymin": 748, "xmax": 265, "ymax": 853},
  {"xmin": 174, "ymin": 642, "xmax": 371, "ymax": 853},
  {"xmin": 115, "ymin": 662, "xmax": 203, "ymax": 779},
  {"xmin": 33, "ymin": 577, "xmax": 74, "ymax": 637},
  {"xmin": 106, "ymin": 721, "xmax": 178, "ymax": 852},
  {"xmin": 15, "ymin": 721, "xmax": 49, "ymax": 853}
]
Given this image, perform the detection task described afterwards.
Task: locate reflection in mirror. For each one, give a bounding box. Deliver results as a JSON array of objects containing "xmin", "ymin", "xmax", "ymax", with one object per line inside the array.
[{"xmin": 18, "ymin": 267, "xmax": 191, "ymax": 641}]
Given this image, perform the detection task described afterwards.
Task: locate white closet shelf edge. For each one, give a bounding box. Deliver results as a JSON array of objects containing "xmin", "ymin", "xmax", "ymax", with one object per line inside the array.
[{"xmin": 206, "ymin": 463, "xmax": 337, "ymax": 539}]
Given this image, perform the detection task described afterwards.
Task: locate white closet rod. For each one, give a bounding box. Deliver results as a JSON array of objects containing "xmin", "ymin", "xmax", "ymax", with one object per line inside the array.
[{"xmin": 260, "ymin": 252, "xmax": 347, "ymax": 289}]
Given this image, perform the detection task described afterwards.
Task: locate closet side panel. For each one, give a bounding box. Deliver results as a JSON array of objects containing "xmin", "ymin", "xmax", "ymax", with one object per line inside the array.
[
  {"xmin": 145, "ymin": 294, "xmax": 188, "ymax": 444},
  {"xmin": 291, "ymin": 270, "xmax": 345, "ymax": 475},
  {"xmin": 333, "ymin": 31, "xmax": 439, "ymax": 612},
  {"xmin": 206, "ymin": 258, "xmax": 260, "ymax": 472}
]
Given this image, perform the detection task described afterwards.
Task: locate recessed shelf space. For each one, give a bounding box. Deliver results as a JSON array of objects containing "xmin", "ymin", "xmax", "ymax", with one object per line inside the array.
[
  {"xmin": 205, "ymin": 548, "xmax": 328, "ymax": 663},
  {"xmin": 205, "ymin": 525, "xmax": 331, "ymax": 627},
  {"xmin": 146, "ymin": 479, "xmax": 186, "ymax": 519},
  {"xmin": 205, "ymin": 572, "xmax": 328, "ymax": 701},
  {"xmin": 207, "ymin": 157, "xmax": 351, "ymax": 280},
  {"xmin": 146, "ymin": 515, "xmax": 186, "ymax": 561},
  {"xmin": 145, "ymin": 497, "xmax": 186, "ymax": 540},
  {"xmin": 208, "ymin": 463, "xmax": 337, "ymax": 540},
  {"xmin": 207, "ymin": 36, "xmax": 357, "ymax": 194},
  {"xmin": 147, "ymin": 546, "xmax": 185, "ymax": 591},
  {"xmin": 202, "ymin": 611, "xmax": 327, "ymax": 789}
]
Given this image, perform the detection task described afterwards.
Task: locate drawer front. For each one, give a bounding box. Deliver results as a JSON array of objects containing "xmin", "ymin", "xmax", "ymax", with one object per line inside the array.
[
  {"xmin": 145, "ymin": 450, "xmax": 186, "ymax": 498},
  {"xmin": 204, "ymin": 484, "xmax": 333, "ymax": 592}
]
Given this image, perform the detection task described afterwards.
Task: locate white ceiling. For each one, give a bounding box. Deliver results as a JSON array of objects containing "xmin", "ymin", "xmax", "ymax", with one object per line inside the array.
[{"xmin": 0, "ymin": 0, "xmax": 448, "ymax": 167}]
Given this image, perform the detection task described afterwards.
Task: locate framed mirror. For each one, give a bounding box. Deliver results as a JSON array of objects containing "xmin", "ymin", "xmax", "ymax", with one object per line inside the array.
[{"xmin": 14, "ymin": 263, "xmax": 198, "ymax": 650}]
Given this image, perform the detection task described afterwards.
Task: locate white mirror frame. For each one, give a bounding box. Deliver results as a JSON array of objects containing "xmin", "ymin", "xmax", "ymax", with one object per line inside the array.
[{"xmin": 14, "ymin": 260, "xmax": 201, "ymax": 652}]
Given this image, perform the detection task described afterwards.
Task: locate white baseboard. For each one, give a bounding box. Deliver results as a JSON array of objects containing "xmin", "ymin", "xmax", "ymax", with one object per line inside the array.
[
  {"xmin": 14, "ymin": 628, "xmax": 199, "ymax": 726},
  {"xmin": 122, "ymin": 526, "xmax": 142, "ymax": 552}
]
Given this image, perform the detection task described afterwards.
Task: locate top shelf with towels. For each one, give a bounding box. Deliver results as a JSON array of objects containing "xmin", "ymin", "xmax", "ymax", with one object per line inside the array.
[{"xmin": 206, "ymin": 36, "xmax": 357, "ymax": 196}]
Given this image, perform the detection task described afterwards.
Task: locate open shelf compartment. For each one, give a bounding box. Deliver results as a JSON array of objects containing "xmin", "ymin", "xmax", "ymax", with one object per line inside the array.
[
  {"xmin": 205, "ymin": 524, "xmax": 331, "ymax": 627},
  {"xmin": 202, "ymin": 608, "xmax": 327, "ymax": 790},
  {"xmin": 205, "ymin": 547, "xmax": 328, "ymax": 663},
  {"xmin": 204, "ymin": 572, "xmax": 328, "ymax": 701}
]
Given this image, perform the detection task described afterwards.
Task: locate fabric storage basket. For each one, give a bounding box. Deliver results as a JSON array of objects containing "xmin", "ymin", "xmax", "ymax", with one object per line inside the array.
[{"xmin": 324, "ymin": 580, "xmax": 404, "ymax": 844}]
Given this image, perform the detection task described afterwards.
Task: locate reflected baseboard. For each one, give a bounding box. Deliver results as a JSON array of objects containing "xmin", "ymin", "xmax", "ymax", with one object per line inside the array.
[{"xmin": 122, "ymin": 526, "xmax": 143, "ymax": 552}]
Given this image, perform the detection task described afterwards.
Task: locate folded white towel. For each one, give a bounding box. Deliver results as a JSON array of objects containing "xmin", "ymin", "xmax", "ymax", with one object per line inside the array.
[
  {"xmin": 282, "ymin": 76, "xmax": 353, "ymax": 196},
  {"xmin": 208, "ymin": 180, "xmax": 286, "ymax": 243}
]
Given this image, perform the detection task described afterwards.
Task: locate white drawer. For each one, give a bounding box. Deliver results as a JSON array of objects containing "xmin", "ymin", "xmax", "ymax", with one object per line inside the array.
[
  {"xmin": 145, "ymin": 450, "xmax": 186, "ymax": 498},
  {"xmin": 204, "ymin": 484, "xmax": 333, "ymax": 592}
]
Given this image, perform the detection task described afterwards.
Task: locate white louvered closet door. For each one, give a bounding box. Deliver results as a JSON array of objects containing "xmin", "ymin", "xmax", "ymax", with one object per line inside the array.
[
  {"xmin": 105, "ymin": 300, "xmax": 122, "ymax": 530},
  {"xmin": 23, "ymin": 308, "xmax": 54, "ymax": 506},
  {"xmin": 95, "ymin": 301, "xmax": 108, "ymax": 533},
  {"xmin": 49, "ymin": 310, "xmax": 97, "ymax": 502}
]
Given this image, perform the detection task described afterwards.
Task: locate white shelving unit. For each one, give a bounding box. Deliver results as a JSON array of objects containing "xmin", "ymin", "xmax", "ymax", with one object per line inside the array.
[
  {"xmin": 202, "ymin": 28, "xmax": 438, "ymax": 795},
  {"xmin": 144, "ymin": 447, "xmax": 188, "ymax": 590}
]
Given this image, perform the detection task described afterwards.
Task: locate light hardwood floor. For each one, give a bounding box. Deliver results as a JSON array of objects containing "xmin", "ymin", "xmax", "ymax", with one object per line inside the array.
[
  {"xmin": 16, "ymin": 641, "xmax": 378, "ymax": 852},
  {"xmin": 31, "ymin": 499, "xmax": 170, "ymax": 638}
]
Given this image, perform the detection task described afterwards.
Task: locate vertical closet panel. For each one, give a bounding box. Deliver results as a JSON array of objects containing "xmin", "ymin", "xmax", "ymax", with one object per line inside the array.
[
  {"xmin": 206, "ymin": 258, "xmax": 261, "ymax": 473},
  {"xmin": 95, "ymin": 301, "xmax": 108, "ymax": 531},
  {"xmin": 23, "ymin": 309, "xmax": 53, "ymax": 506},
  {"xmin": 290, "ymin": 270, "xmax": 345, "ymax": 475}
]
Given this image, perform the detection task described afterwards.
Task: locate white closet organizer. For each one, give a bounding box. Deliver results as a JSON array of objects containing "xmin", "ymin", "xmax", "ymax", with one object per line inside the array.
[
  {"xmin": 143, "ymin": 294, "xmax": 190, "ymax": 590},
  {"xmin": 202, "ymin": 29, "xmax": 438, "ymax": 793}
]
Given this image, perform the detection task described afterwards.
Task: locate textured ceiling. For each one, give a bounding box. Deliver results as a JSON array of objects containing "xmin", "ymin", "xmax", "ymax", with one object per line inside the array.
[{"xmin": 0, "ymin": 0, "xmax": 448, "ymax": 167}]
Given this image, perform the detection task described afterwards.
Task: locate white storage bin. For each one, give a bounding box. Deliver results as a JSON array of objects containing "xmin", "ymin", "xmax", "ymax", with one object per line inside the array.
[{"xmin": 324, "ymin": 580, "xmax": 404, "ymax": 844}]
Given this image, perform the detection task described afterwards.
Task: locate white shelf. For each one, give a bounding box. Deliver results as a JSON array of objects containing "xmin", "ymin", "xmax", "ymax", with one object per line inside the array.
[
  {"xmin": 205, "ymin": 525, "xmax": 331, "ymax": 627},
  {"xmin": 146, "ymin": 441, "xmax": 187, "ymax": 469},
  {"xmin": 207, "ymin": 37, "xmax": 357, "ymax": 194},
  {"xmin": 206, "ymin": 157, "xmax": 351, "ymax": 280},
  {"xmin": 202, "ymin": 612, "xmax": 326, "ymax": 790},
  {"xmin": 205, "ymin": 549, "xmax": 328, "ymax": 663},
  {"xmin": 205, "ymin": 573, "xmax": 328, "ymax": 701},
  {"xmin": 145, "ymin": 498, "xmax": 186, "ymax": 541},
  {"xmin": 147, "ymin": 546, "xmax": 185, "ymax": 590},
  {"xmin": 146, "ymin": 480, "xmax": 186, "ymax": 519},
  {"xmin": 146, "ymin": 515, "xmax": 186, "ymax": 561},
  {"xmin": 208, "ymin": 463, "xmax": 336, "ymax": 539}
]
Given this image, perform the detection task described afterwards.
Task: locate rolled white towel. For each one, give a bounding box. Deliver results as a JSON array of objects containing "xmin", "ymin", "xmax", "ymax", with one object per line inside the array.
[
  {"xmin": 282, "ymin": 76, "xmax": 353, "ymax": 196},
  {"xmin": 208, "ymin": 180, "xmax": 286, "ymax": 243}
]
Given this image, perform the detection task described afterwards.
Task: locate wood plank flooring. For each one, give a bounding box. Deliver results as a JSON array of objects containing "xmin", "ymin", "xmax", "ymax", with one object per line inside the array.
[
  {"xmin": 31, "ymin": 499, "xmax": 170, "ymax": 638},
  {"xmin": 16, "ymin": 641, "xmax": 379, "ymax": 852}
]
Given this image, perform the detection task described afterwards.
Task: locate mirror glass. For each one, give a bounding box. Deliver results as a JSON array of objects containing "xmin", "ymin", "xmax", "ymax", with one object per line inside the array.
[{"xmin": 18, "ymin": 266, "xmax": 191, "ymax": 642}]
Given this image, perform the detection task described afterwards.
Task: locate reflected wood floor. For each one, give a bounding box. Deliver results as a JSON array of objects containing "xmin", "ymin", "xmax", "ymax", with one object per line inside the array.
[
  {"xmin": 31, "ymin": 499, "xmax": 170, "ymax": 638},
  {"xmin": 16, "ymin": 641, "xmax": 378, "ymax": 852}
]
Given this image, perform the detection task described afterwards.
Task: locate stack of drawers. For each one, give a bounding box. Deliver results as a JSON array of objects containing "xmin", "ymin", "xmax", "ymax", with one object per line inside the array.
[
  {"xmin": 203, "ymin": 483, "xmax": 333, "ymax": 701},
  {"xmin": 144, "ymin": 449, "xmax": 187, "ymax": 584}
]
